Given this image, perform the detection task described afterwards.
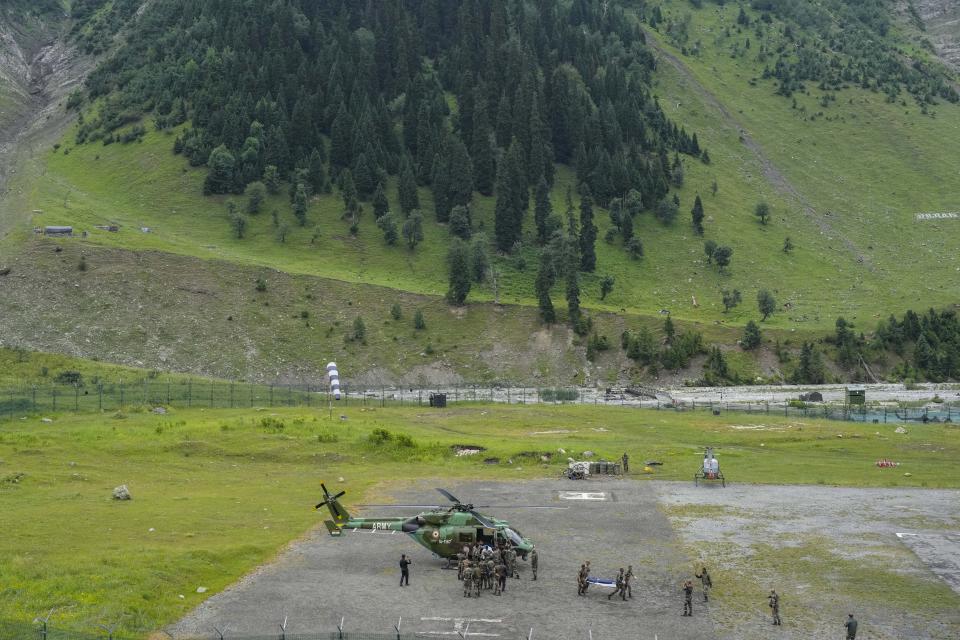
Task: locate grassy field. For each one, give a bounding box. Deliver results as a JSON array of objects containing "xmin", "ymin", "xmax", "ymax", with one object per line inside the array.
[{"xmin": 1, "ymin": 403, "xmax": 958, "ymax": 636}]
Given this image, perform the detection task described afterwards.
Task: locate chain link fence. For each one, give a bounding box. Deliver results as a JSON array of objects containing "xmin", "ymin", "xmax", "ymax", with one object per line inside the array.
[{"xmin": 0, "ymin": 379, "xmax": 955, "ymax": 424}]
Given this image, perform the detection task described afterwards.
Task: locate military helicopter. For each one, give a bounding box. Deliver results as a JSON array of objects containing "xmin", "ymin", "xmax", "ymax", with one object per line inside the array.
[{"xmin": 315, "ymin": 484, "xmax": 564, "ymax": 560}]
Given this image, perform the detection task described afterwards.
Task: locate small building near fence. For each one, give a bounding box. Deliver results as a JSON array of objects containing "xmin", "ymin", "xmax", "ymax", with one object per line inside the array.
[
  {"xmin": 846, "ymin": 386, "xmax": 866, "ymax": 406},
  {"xmin": 44, "ymin": 226, "xmax": 74, "ymax": 237},
  {"xmin": 799, "ymin": 391, "xmax": 823, "ymax": 402}
]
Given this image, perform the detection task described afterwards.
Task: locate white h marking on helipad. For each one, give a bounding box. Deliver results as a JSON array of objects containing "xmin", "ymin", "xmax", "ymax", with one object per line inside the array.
[
  {"xmin": 418, "ymin": 617, "xmax": 502, "ymax": 637},
  {"xmin": 559, "ymin": 491, "xmax": 607, "ymax": 501}
]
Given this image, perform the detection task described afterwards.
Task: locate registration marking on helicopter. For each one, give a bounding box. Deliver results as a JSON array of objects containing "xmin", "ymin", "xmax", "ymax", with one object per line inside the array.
[
  {"xmin": 417, "ymin": 617, "xmax": 502, "ymax": 637},
  {"xmin": 559, "ymin": 491, "xmax": 608, "ymax": 501}
]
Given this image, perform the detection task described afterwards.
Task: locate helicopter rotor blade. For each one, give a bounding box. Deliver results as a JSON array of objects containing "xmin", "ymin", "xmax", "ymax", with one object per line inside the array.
[
  {"xmin": 472, "ymin": 505, "xmax": 569, "ymax": 510},
  {"xmin": 468, "ymin": 510, "xmax": 497, "ymax": 529},
  {"xmin": 436, "ymin": 488, "xmax": 461, "ymax": 504},
  {"xmin": 354, "ymin": 504, "xmax": 444, "ymax": 509}
]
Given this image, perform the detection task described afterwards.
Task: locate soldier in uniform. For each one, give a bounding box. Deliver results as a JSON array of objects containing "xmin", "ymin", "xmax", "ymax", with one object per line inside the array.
[
  {"xmin": 695, "ymin": 566, "xmax": 712, "ymax": 601},
  {"xmin": 485, "ymin": 559, "xmax": 495, "ymax": 590},
  {"xmin": 844, "ymin": 613, "xmax": 858, "ymax": 639},
  {"xmin": 577, "ymin": 564, "xmax": 587, "ymax": 595},
  {"xmin": 506, "ymin": 547, "xmax": 518, "ymax": 578},
  {"xmin": 608, "ymin": 568, "xmax": 625, "ymax": 601},
  {"xmin": 457, "ymin": 552, "xmax": 466, "ymax": 581},
  {"xmin": 621, "ymin": 452, "xmax": 629, "ymax": 473},
  {"xmin": 472, "ymin": 563, "xmax": 483, "ymax": 598},
  {"xmin": 624, "ymin": 565, "xmax": 634, "ymax": 599},
  {"xmin": 496, "ymin": 561, "xmax": 508, "ymax": 594},
  {"xmin": 530, "ymin": 549, "xmax": 538, "ymax": 580},
  {"xmin": 462, "ymin": 561, "xmax": 473, "ymax": 597},
  {"xmin": 768, "ymin": 589, "xmax": 781, "ymax": 625},
  {"xmin": 682, "ymin": 580, "xmax": 694, "ymax": 616}
]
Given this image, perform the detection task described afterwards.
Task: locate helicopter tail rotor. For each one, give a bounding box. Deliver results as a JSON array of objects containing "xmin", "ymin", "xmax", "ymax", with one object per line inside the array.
[{"xmin": 316, "ymin": 483, "xmax": 351, "ymax": 523}]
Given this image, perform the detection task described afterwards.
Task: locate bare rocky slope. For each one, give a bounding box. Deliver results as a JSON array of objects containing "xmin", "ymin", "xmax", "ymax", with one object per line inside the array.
[
  {"xmin": 914, "ymin": 0, "xmax": 960, "ymax": 72},
  {"xmin": 0, "ymin": 9, "xmax": 92, "ymax": 240}
]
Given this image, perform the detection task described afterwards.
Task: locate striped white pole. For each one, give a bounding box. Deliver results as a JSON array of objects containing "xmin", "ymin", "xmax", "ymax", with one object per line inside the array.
[{"xmin": 326, "ymin": 362, "xmax": 341, "ymax": 400}]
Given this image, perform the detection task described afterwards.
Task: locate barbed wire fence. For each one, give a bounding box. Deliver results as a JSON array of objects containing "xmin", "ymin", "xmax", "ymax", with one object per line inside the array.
[
  {"xmin": 1, "ymin": 616, "xmax": 620, "ymax": 640},
  {"xmin": 0, "ymin": 378, "xmax": 956, "ymax": 424}
]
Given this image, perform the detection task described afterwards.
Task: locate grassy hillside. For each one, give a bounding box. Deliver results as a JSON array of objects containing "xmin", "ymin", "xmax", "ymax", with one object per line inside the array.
[
  {"xmin": 2, "ymin": 404, "xmax": 958, "ymax": 635},
  {"xmin": 20, "ymin": 2, "xmax": 957, "ymax": 335}
]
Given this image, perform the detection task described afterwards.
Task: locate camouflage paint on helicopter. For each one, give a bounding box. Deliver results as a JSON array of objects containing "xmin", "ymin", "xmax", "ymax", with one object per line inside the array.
[{"xmin": 316, "ymin": 485, "xmax": 561, "ymax": 559}]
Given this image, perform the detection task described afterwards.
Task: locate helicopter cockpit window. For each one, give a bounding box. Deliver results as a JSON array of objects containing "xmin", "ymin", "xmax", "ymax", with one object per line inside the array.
[{"xmin": 503, "ymin": 527, "xmax": 523, "ymax": 546}]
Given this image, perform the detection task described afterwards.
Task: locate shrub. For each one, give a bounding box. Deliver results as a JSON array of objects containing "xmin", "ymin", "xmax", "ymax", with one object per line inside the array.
[{"xmin": 260, "ymin": 417, "xmax": 285, "ymax": 433}]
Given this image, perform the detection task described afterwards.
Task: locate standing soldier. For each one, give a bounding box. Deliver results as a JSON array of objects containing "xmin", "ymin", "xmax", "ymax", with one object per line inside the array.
[
  {"xmin": 577, "ymin": 563, "xmax": 588, "ymax": 595},
  {"xmin": 457, "ymin": 552, "xmax": 466, "ymax": 581},
  {"xmin": 399, "ymin": 554, "xmax": 411, "ymax": 587},
  {"xmin": 622, "ymin": 452, "xmax": 629, "ymax": 473},
  {"xmin": 695, "ymin": 566, "xmax": 712, "ymax": 602},
  {"xmin": 682, "ymin": 580, "xmax": 694, "ymax": 616},
  {"xmin": 844, "ymin": 613, "xmax": 858, "ymax": 639},
  {"xmin": 463, "ymin": 561, "xmax": 473, "ymax": 597},
  {"xmin": 485, "ymin": 559, "xmax": 495, "ymax": 590},
  {"xmin": 768, "ymin": 589, "xmax": 781, "ymax": 625},
  {"xmin": 624, "ymin": 565, "xmax": 634, "ymax": 599},
  {"xmin": 496, "ymin": 560, "xmax": 508, "ymax": 594},
  {"xmin": 506, "ymin": 547, "xmax": 518, "ymax": 578},
  {"xmin": 530, "ymin": 549, "xmax": 539, "ymax": 581},
  {"xmin": 473, "ymin": 562, "xmax": 483, "ymax": 598}
]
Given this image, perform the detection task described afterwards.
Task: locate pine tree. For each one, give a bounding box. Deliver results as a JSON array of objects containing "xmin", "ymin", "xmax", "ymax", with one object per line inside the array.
[
  {"xmin": 534, "ymin": 178, "xmax": 552, "ymax": 245},
  {"xmin": 494, "ymin": 138, "xmax": 527, "ymax": 252},
  {"xmin": 691, "ymin": 195, "xmax": 705, "ymax": 235},
  {"xmin": 449, "ymin": 205, "xmax": 472, "ymax": 240},
  {"xmin": 621, "ymin": 207, "xmax": 634, "ymax": 242},
  {"xmin": 377, "ymin": 212, "xmax": 399, "ymax": 245},
  {"xmin": 353, "ymin": 152, "xmax": 376, "ymax": 200},
  {"xmin": 293, "ymin": 183, "xmax": 308, "ymax": 226},
  {"xmin": 664, "ymin": 316, "xmax": 676, "ymax": 345},
  {"xmin": 245, "ymin": 181, "xmax": 266, "ymax": 214},
  {"xmin": 600, "ymin": 275, "xmax": 615, "ymax": 300},
  {"xmin": 398, "ymin": 155, "xmax": 419, "ymax": 215},
  {"xmin": 446, "ymin": 239, "xmax": 472, "ymax": 305},
  {"xmin": 469, "ymin": 233, "xmax": 490, "ymax": 283},
  {"xmin": 742, "ymin": 320, "xmax": 762, "ymax": 349},
  {"xmin": 402, "ymin": 210, "xmax": 424, "ymax": 250},
  {"xmin": 471, "ymin": 88, "xmax": 496, "ymax": 196},
  {"xmin": 535, "ymin": 250, "xmax": 556, "ymax": 323},
  {"xmin": 372, "ymin": 182, "xmax": 389, "ymax": 219},
  {"xmin": 329, "ymin": 103, "xmax": 353, "ymax": 171},
  {"xmin": 306, "ymin": 148, "xmax": 327, "ymax": 194},
  {"xmin": 433, "ymin": 133, "xmax": 473, "ymax": 222},
  {"xmin": 578, "ymin": 190, "xmax": 597, "ymax": 272},
  {"xmin": 704, "ymin": 239, "xmax": 717, "ymax": 264},
  {"xmin": 339, "ymin": 170, "xmax": 358, "ymax": 218}
]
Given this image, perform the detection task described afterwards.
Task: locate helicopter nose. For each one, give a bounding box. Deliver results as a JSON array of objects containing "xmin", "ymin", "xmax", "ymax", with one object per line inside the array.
[{"xmin": 401, "ymin": 518, "xmax": 420, "ymax": 533}]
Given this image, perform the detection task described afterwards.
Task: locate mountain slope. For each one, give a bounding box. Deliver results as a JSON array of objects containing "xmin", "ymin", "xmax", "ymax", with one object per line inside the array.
[{"xmin": 2, "ymin": 0, "xmax": 959, "ymax": 384}]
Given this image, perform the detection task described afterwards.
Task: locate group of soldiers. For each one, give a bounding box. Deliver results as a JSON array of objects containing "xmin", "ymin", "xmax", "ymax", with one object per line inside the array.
[
  {"xmin": 456, "ymin": 541, "xmax": 538, "ymax": 597},
  {"xmin": 681, "ymin": 567, "xmax": 712, "ymax": 616},
  {"xmin": 575, "ymin": 561, "xmax": 634, "ymax": 601}
]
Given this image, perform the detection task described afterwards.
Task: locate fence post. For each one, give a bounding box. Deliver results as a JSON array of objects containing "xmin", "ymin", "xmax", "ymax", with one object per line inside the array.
[{"xmin": 270, "ymin": 384, "xmax": 274, "ymax": 407}]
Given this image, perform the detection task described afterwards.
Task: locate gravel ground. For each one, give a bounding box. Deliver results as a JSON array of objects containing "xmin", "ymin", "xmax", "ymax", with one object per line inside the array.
[
  {"xmin": 169, "ymin": 481, "xmax": 960, "ymax": 640},
  {"xmin": 168, "ymin": 479, "xmax": 718, "ymax": 640},
  {"xmin": 656, "ymin": 483, "xmax": 960, "ymax": 639}
]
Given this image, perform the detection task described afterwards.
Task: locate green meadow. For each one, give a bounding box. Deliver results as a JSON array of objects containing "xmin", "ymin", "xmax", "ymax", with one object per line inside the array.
[{"xmin": 2, "ymin": 403, "xmax": 958, "ymax": 636}]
